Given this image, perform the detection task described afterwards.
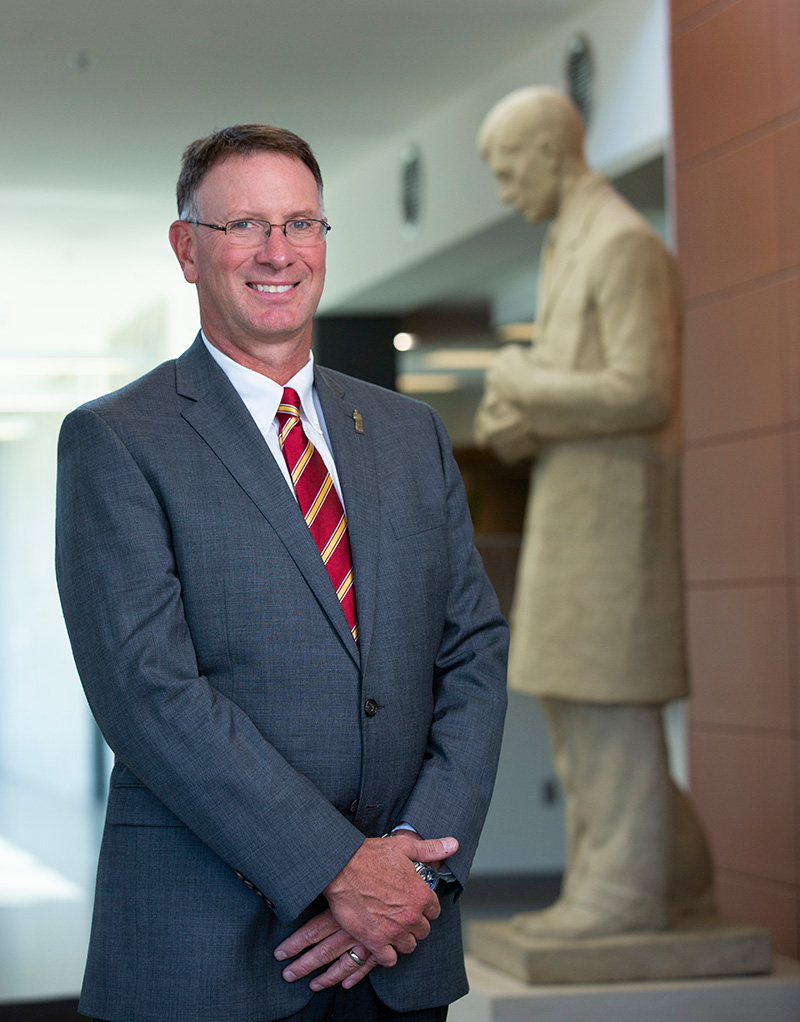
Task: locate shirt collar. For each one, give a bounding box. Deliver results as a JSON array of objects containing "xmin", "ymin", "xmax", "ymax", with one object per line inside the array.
[{"xmin": 201, "ymin": 333, "xmax": 319, "ymax": 435}]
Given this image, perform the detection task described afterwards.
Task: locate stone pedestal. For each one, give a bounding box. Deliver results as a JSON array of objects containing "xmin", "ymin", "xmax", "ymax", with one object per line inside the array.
[
  {"xmin": 469, "ymin": 914, "xmax": 771, "ymax": 984},
  {"xmin": 450, "ymin": 954, "xmax": 800, "ymax": 1022}
]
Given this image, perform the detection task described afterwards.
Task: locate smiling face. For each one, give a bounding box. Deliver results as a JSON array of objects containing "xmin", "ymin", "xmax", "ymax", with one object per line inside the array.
[{"xmin": 169, "ymin": 151, "xmax": 326, "ymax": 381}]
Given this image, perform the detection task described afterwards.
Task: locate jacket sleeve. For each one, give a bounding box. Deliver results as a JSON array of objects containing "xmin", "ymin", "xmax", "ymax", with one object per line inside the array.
[
  {"xmin": 56, "ymin": 406, "xmax": 363, "ymax": 922},
  {"xmin": 486, "ymin": 229, "xmax": 681, "ymax": 441},
  {"xmin": 396, "ymin": 407, "xmax": 509, "ymax": 889}
]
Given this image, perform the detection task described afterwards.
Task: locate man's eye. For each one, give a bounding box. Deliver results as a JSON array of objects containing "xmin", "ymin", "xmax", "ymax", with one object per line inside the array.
[
  {"xmin": 229, "ymin": 220, "xmax": 258, "ymax": 231},
  {"xmin": 288, "ymin": 220, "xmax": 312, "ymax": 231}
]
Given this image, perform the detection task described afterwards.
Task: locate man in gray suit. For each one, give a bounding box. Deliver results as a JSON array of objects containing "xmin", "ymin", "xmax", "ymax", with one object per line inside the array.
[{"xmin": 56, "ymin": 124, "xmax": 508, "ymax": 1022}]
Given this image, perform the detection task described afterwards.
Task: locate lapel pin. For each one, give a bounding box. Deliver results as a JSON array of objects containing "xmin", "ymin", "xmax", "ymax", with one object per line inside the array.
[{"xmin": 352, "ymin": 409, "xmax": 364, "ymax": 434}]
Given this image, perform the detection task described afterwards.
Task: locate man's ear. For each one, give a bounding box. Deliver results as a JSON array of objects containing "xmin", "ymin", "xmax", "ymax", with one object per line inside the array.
[
  {"xmin": 537, "ymin": 133, "xmax": 563, "ymax": 173},
  {"xmin": 169, "ymin": 220, "xmax": 200, "ymax": 284}
]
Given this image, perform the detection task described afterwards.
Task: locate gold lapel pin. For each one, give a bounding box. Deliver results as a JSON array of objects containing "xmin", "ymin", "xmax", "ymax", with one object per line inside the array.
[{"xmin": 352, "ymin": 409, "xmax": 364, "ymax": 434}]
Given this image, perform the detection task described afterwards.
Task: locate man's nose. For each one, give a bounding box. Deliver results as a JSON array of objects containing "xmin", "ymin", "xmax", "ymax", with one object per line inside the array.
[{"xmin": 254, "ymin": 226, "xmax": 294, "ymax": 263}]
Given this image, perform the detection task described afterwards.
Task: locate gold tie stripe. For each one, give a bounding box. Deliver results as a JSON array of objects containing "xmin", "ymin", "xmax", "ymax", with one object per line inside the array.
[{"xmin": 276, "ymin": 389, "xmax": 358, "ymax": 642}]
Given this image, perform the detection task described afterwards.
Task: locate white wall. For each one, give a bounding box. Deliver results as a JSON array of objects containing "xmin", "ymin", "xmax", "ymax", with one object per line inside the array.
[
  {"xmin": 471, "ymin": 692, "xmax": 566, "ymax": 875},
  {"xmin": 0, "ymin": 304, "xmax": 172, "ymax": 796},
  {"xmin": 0, "ymin": 419, "xmax": 91, "ymax": 795}
]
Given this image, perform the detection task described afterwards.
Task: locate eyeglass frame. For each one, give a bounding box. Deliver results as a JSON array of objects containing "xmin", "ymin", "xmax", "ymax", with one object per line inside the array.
[{"xmin": 184, "ymin": 217, "xmax": 331, "ymax": 246}]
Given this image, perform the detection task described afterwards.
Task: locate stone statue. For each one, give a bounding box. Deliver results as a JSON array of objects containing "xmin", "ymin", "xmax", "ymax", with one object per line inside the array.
[{"xmin": 475, "ymin": 86, "xmax": 713, "ymax": 939}]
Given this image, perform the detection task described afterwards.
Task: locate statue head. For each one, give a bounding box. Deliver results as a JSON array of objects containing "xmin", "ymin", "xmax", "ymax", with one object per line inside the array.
[{"xmin": 478, "ymin": 86, "xmax": 588, "ymax": 223}]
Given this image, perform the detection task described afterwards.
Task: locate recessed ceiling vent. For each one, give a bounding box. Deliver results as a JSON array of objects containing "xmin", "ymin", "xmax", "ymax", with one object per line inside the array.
[
  {"xmin": 399, "ymin": 143, "xmax": 424, "ymax": 236},
  {"xmin": 565, "ymin": 34, "xmax": 594, "ymax": 127}
]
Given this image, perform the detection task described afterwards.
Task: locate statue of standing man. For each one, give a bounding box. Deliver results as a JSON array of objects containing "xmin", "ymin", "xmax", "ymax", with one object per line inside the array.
[{"xmin": 475, "ymin": 86, "xmax": 713, "ymax": 938}]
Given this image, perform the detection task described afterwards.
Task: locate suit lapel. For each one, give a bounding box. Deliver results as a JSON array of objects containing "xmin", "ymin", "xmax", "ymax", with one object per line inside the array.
[
  {"xmin": 538, "ymin": 173, "xmax": 609, "ymax": 336},
  {"xmin": 175, "ymin": 337, "xmax": 360, "ymax": 666},
  {"xmin": 315, "ymin": 366, "xmax": 380, "ymax": 670}
]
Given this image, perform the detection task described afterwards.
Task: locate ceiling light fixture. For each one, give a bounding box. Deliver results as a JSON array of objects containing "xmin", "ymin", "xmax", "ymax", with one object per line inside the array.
[{"xmin": 393, "ymin": 332, "xmax": 419, "ymax": 352}]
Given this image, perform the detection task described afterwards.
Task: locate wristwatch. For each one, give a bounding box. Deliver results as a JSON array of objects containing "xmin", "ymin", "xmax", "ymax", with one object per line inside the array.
[
  {"xmin": 413, "ymin": 860, "xmax": 439, "ymax": 890},
  {"xmin": 380, "ymin": 831, "xmax": 440, "ymax": 891}
]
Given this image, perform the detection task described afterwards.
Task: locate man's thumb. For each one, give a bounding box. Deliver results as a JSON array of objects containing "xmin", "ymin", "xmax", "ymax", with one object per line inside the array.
[{"xmin": 417, "ymin": 836, "xmax": 458, "ymax": 861}]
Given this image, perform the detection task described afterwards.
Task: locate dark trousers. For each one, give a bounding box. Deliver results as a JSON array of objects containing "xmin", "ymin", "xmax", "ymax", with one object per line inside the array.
[
  {"xmin": 276, "ymin": 982, "xmax": 448, "ymax": 1021},
  {"xmin": 93, "ymin": 984, "xmax": 448, "ymax": 1022}
]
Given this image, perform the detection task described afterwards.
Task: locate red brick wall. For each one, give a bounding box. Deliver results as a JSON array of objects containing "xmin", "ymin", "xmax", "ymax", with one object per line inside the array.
[{"xmin": 671, "ymin": 0, "xmax": 800, "ymax": 957}]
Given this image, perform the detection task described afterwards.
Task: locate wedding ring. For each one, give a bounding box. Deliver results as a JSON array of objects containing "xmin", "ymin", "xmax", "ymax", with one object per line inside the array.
[{"xmin": 347, "ymin": 949, "xmax": 368, "ymax": 967}]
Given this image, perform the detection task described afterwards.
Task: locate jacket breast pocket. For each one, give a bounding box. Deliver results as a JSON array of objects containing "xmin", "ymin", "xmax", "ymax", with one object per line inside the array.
[{"xmin": 389, "ymin": 508, "xmax": 445, "ymax": 539}]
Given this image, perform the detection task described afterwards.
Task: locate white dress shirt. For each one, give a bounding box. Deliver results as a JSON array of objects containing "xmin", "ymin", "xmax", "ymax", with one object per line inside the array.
[{"xmin": 201, "ymin": 335, "xmax": 345, "ymax": 507}]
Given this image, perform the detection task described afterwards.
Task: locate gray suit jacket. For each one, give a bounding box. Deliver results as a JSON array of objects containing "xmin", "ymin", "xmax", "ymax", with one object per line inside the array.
[{"xmin": 56, "ymin": 336, "xmax": 508, "ymax": 1022}]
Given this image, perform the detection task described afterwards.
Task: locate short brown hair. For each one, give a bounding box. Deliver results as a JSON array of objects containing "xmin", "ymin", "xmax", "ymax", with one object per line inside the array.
[{"xmin": 176, "ymin": 124, "xmax": 324, "ymax": 218}]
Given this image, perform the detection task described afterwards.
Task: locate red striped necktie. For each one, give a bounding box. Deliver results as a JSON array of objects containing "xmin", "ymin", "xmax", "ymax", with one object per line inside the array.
[{"xmin": 276, "ymin": 388, "xmax": 358, "ymax": 643}]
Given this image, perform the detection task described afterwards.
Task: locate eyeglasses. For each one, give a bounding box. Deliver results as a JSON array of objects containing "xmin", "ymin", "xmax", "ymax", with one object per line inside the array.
[{"xmin": 186, "ymin": 217, "xmax": 331, "ymax": 248}]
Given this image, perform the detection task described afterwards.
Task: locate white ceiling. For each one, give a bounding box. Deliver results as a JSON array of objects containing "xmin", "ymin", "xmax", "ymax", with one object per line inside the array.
[
  {"xmin": 3, "ymin": 0, "xmax": 589, "ymax": 197},
  {"xmin": 0, "ymin": 0, "xmax": 594, "ymax": 364}
]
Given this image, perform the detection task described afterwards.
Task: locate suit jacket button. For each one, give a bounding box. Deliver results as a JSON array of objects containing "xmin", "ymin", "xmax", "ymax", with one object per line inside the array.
[
  {"xmin": 349, "ymin": 798, "xmax": 359, "ymax": 814},
  {"xmin": 364, "ymin": 698, "xmax": 378, "ymax": 717}
]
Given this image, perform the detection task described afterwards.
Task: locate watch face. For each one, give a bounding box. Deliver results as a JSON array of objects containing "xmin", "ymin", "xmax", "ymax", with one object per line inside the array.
[{"xmin": 413, "ymin": 861, "xmax": 439, "ymax": 890}]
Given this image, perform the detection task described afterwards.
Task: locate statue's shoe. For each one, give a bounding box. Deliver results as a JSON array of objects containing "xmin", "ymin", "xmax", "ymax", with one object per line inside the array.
[{"xmin": 512, "ymin": 897, "xmax": 669, "ymax": 939}]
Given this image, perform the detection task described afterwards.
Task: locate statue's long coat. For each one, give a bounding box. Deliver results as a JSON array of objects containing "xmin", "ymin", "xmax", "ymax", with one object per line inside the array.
[{"xmin": 477, "ymin": 172, "xmax": 688, "ymax": 704}]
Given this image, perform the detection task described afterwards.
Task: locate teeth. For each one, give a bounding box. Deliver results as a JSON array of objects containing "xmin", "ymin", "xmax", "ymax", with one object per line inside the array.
[{"xmin": 250, "ymin": 283, "xmax": 293, "ymax": 293}]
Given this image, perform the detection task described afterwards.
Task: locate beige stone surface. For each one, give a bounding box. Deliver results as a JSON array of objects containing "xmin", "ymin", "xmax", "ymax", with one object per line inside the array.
[
  {"xmin": 450, "ymin": 954, "xmax": 800, "ymax": 1022},
  {"xmin": 468, "ymin": 915, "xmax": 772, "ymax": 985}
]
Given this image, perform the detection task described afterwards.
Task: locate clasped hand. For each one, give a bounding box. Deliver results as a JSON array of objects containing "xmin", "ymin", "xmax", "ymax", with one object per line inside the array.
[{"xmin": 274, "ymin": 831, "xmax": 457, "ymax": 991}]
